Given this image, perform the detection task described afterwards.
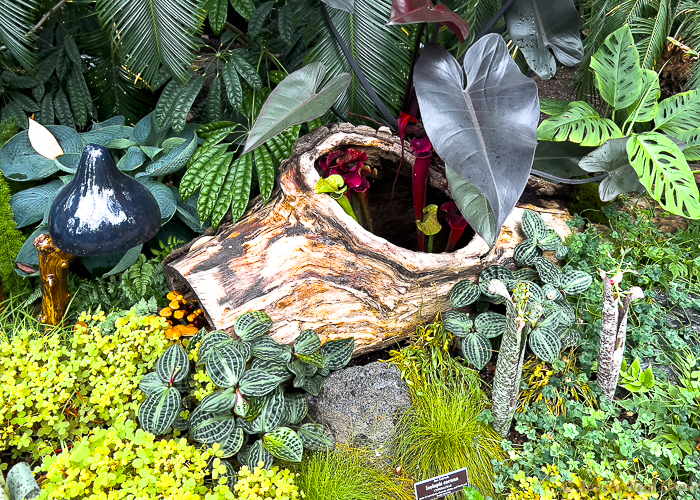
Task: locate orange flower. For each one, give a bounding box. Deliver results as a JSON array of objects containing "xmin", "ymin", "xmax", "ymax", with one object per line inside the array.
[
  {"xmin": 165, "ymin": 324, "xmax": 199, "ymax": 340},
  {"xmin": 169, "ymin": 299, "xmax": 181, "ymax": 310},
  {"xmin": 174, "ymin": 309, "xmax": 186, "ymax": 320},
  {"xmin": 159, "ymin": 307, "xmax": 173, "ymax": 318},
  {"xmin": 167, "ymin": 291, "xmax": 181, "ymax": 301}
]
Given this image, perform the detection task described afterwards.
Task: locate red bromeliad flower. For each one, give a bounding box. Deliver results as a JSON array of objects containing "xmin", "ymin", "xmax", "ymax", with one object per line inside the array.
[
  {"xmin": 440, "ymin": 201, "xmax": 468, "ymax": 252},
  {"xmin": 319, "ymin": 148, "xmax": 376, "ymax": 193}
]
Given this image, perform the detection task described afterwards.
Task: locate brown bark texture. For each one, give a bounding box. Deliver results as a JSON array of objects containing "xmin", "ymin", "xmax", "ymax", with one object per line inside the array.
[{"xmin": 164, "ymin": 124, "xmax": 572, "ymax": 355}]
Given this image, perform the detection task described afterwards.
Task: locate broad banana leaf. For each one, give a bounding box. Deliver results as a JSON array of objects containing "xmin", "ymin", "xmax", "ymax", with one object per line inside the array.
[{"xmin": 414, "ymin": 35, "xmax": 539, "ymax": 247}]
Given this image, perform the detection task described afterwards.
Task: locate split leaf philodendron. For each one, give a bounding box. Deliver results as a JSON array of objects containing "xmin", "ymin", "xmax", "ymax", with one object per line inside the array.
[
  {"xmin": 137, "ymin": 310, "xmax": 353, "ymax": 469},
  {"xmin": 538, "ymin": 24, "xmax": 700, "ymax": 219},
  {"xmin": 445, "ymin": 210, "xmax": 592, "ymax": 436}
]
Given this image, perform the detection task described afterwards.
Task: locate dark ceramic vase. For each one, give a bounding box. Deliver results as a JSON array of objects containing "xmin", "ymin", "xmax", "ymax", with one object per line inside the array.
[{"xmin": 48, "ymin": 144, "xmax": 161, "ymax": 256}]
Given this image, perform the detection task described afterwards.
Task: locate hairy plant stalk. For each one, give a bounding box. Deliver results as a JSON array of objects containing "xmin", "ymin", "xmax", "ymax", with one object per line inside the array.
[
  {"xmin": 489, "ymin": 280, "xmax": 528, "ymax": 437},
  {"xmin": 597, "ymin": 271, "xmax": 644, "ymax": 401}
]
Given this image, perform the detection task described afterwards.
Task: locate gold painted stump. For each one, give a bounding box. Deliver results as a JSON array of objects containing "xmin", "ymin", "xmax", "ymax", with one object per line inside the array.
[{"xmin": 164, "ymin": 124, "xmax": 571, "ymax": 355}]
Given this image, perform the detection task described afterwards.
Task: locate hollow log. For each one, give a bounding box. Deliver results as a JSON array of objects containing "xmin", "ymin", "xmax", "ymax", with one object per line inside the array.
[{"xmin": 164, "ymin": 124, "xmax": 571, "ymax": 355}]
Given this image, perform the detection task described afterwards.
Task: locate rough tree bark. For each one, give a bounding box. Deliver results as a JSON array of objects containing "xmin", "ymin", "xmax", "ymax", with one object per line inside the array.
[{"xmin": 164, "ymin": 124, "xmax": 572, "ymax": 355}]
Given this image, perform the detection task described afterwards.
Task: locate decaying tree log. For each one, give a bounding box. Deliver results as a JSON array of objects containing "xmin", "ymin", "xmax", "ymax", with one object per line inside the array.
[{"xmin": 164, "ymin": 124, "xmax": 572, "ymax": 355}]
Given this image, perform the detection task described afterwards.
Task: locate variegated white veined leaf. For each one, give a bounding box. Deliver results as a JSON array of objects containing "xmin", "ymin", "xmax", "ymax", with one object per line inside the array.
[
  {"xmin": 538, "ymin": 229, "xmax": 563, "ymax": 252},
  {"xmin": 301, "ymin": 374, "xmax": 325, "ymax": 396},
  {"xmin": 234, "ymin": 389, "xmax": 250, "ymax": 418},
  {"xmin": 239, "ymin": 369, "xmax": 284, "ymax": 397},
  {"xmin": 480, "ymin": 266, "xmax": 515, "ymax": 303},
  {"xmin": 138, "ymin": 386, "xmax": 182, "ymax": 436},
  {"xmin": 542, "ymin": 283, "xmax": 562, "ymax": 302},
  {"xmin": 206, "ymin": 342, "xmax": 245, "ymax": 388},
  {"xmin": 298, "ymin": 422, "xmax": 335, "ymax": 451},
  {"xmin": 185, "ymin": 327, "xmax": 207, "ymax": 355},
  {"xmin": 294, "ymin": 329, "xmax": 321, "ymax": 356},
  {"xmin": 442, "ymin": 310, "xmax": 473, "ymax": 338},
  {"xmin": 263, "ymin": 427, "xmax": 304, "ymax": 462},
  {"xmin": 460, "ymin": 333, "xmax": 493, "ymax": 370},
  {"xmin": 238, "ymin": 413, "xmax": 263, "ymax": 435},
  {"xmin": 449, "ymin": 279, "xmax": 481, "ymax": 308},
  {"xmin": 218, "ymin": 427, "xmax": 245, "ymax": 458},
  {"xmin": 521, "ymin": 209, "xmax": 548, "ymax": 239},
  {"xmin": 318, "ymin": 366, "xmax": 330, "ymax": 377},
  {"xmin": 555, "ymin": 244, "xmax": 569, "ymax": 260},
  {"xmin": 297, "ymin": 352, "xmax": 327, "ymax": 369},
  {"xmin": 238, "ymin": 439, "xmax": 274, "ymax": 469},
  {"xmin": 561, "ymin": 270, "xmax": 593, "ymax": 295},
  {"xmin": 251, "ymin": 358, "xmax": 293, "ymax": 382},
  {"xmin": 529, "ymin": 327, "xmax": 562, "ymax": 363},
  {"xmin": 513, "ymin": 239, "xmax": 541, "ymax": 266},
  {"xmin": 319, "ymin": 337, "xmax": 354, "ymax": 371},
  {"xmin": 251, "ymin": 335, "xmax": 292, "ymax": 362},
  {"xmin": 560, "ymin": 328, "xmax": 580, "ymax": 349},
  {"xmin": 172, "ymin": 413, "xmax": 189, "ymax": 431},
  {"xmin": 139, "ymin": 372, "xmax": 166, "ymax": 395},
  {"xmin": 199, "ymin": 387, "xmax": 238, "ymax": 413},
  {"xmin": 197, "ymin": 331, "xmax": 232, "ymax": 363},
  {"xmin": 513, "ymin": 268, "xmax": 539, "ymax": 282},
  {"xmin": 155, "ymin": 343, "xmax": 190, "ymax": 384},
  {"xmin": 533, "ymin": 257, "xmax": 563, "ymax": 287},
  {"xmin": 288, "ymin": 359, "xmax": 317, "ymax": 378},
  {"xmin": 283, "ymin": 393, "xmax": 308, "ymax": 426},
  {"xmin": 474, "ymin": 311, "xmax": 506, "ymax": 338},
  {"xmin": 235, "ymin": 339, "xmax": 252, "ymax": 361},
  {"xmin": 189, "ymin": 407, "xmax": 237, "ymax": 445},
  {"xmin": 522, "ymin": 281, "xmax": 546, "ymax": 303},
  {"xmin": 260, "ymin": 389, "xmax": 285, "ymax": 433},
  {"xmin": 234, "ymin": 311, "xmax": 273, "ymax": 341}
]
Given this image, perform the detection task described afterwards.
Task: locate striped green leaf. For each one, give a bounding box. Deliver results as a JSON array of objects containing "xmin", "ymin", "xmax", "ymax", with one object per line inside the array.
[
  {"xmin": 238, "ymin": 440, "xmax": 274, "ymax": 469},
  {"xmin": 231, "ymin": 49, "xmax": 262, "ymax": 88},
  {"xmin": 234, "ymin": 389, "xmax": 250, "ymax": 418},
  {"xmin": 138, "ymin": 131, "xmax": 198, "ymax": 178},
  {"xmin": 138, "ymin": 386, "xmax": 182, "ymax": 436},
  {"xmin": 53, "ymin": 88, "xmax": 74, "ymax": 128},
  {"xmin": 460, "ymin": 333, "xmax": 492, "ymax": 370},
  {"xmin": 189, "ymin": 407, "xmax": 237, "ymax": 444},
  {"xmin": 251, "ymin": 336, "xmax": 291, "ymax": 362},
  {"xmin": 289, "ymin": 360, "xmax": 317, "ymax": 380},
  {"xmin": 66, "ymin": 67, "xmax": 92, "ymax": 128},
  {"xmin": 294, "ymin": 329, "xmax": 321, "ymax": 356},
  {"xmin": 230, "ymin": 0, "xmax": 255, "ymax": 19},
  {"xmin": 654, "ymin": 90, "xmax": 700, "ymax": 136},
  {"xmin": 538, "ymin": 101, "xmax": 623, "ymax": 147},
  {"xmin": 590, "ymin": 25, "xmax": 642, "ymax": 109},
  {"xmin": 40, "ymin": 94, "xmax": 54, "ymax": 125},
  {"xmin": 542, "ymin": 283, "xmax": 561, "ymax": 302},
  {"xmin": 529, "ymin": 327, "xmax": 561, "ymax": 363},
  {"xmin": 300, "ymin": 374, "xmax": 325, "ymax": 396},
  {"xmin": 198, "ymin": 151, "xmax": 235, "ymax": 221},
  {"xmin": 197, "ymin": 331, "xmax": 233, "ymax": 363},
  {"xmin": 297, "ymin": 352, "xmax": 327, "ymax": 370},
  {"xmin": 513, "ymin": 239, "xmax": 541, "ymax": 266},
  {"xmin": 222, "ymin": 61, "xmax": 243, "ymax": 110},
  {"xmin": 207, "ymin": 0, "xmax": 227, "ymax": 34},
  {"xmin": 200, "ymin": 387, "xmax": 237, "ymax": 413},
  {"xmin": 521, "ymin": 209, "xmax": 547, "ymax": 239},
  {"xmin": 248, "ymin": 2, "xmax": 274, "ymax": 40},
  {"xmin": 219, "ymin": 427, "xmax": 245, "ymax": 458},
  {"xmin": 319, "ymin": 337, "xmax": 354, "ymax": 371},
  {"xmin": 235, "ymin": 311, "xmax": 273, "ymax": 341},
  {"xmin": 538, "ymin": 229, "xmax": 563, "ymax": 252},
  {"xmin": 196, "ymin": 121, "xmax": 238, "ymax": 140},
  {"xmin": 239, "ymin": 369, "xmax": 283, "ymax": 397},
  {"xmin": 474, "ymin": 312, "xmax": 506, "ymax": 338},
  {"xmin": 442, "ymin": 310, "xmax": 473, "ymax": 338},
  {"xmin": 278, "ymin": 3, "xmax": 294, "ymax": 45},
  {"xmin": 533, "ymin": 257, "xmax": 563, "ymax": 287},
  {"xmin": 10, "ymin": 92, "xmax": 39, "ymax": 112},
  {"xmin": 261, "ymin": 389, "xmax": 285, "ymax": 432},
  {"xmin": 139, "ymin": 372, "xmax": 166, "ymax": 395},
  {"xmin": 180, "ymin": 143, "xmax": 229, "ymax": 200},
  {"xmin": 206, "ymin": 343, "xmax": 245, "ymax": 388},
  {"xmin": 298, "ymin": 423, "xmax": 334, "ymax": 452},
  {"xmin": 251, "ymin": 359, "xmax": 292, "ymax": 381},
  {"xmin": 206, "ymin": 75, "xmax": 223, "ymax": 122},
  {"xmin": 449, "ymin": 279, "xmax": 481, "ymax": 308},
  {"xmin": 560, "ymin": 270, "xmax": 593, "ymax": 296},
  {"xmin": 627, "ymin": 132, "xmax": 700, "ymax": 218},
  {"xmin": 283, "ymin": 393, "xmax": 308, "ymax": 426},
  {"xmin": 263, "ymin": 427, "xmax": 303, "ymax": 462},
  {"xmin": 227, "ymin": 151, "xmax": 254, "ymax": 224},
  {"xmin": 513, "ymin": 268, "xmax": 539, "ymax": 282},
  {"xmin": 266, "ymin": 125, "xmax": 300, "ymax": 165},
  {"xmin": 155, "ymin": 343, "xmax": 190, "ymax": 384}
]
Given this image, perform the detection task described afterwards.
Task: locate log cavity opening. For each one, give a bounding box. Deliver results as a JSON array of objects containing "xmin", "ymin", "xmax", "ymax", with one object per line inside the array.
[{"xmin": 315, "ymin": 147, "xmax": 475, "ymax": 253}]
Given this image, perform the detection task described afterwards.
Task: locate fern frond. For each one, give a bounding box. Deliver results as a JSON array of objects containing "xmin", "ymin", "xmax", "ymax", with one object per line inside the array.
[
  {"xmin": 95, "ymin": 0, "xmax": 205, "ymax": 85},
  {"xmin": 0, "ymin": 0, "xmax": 38, "ymax": 71}
]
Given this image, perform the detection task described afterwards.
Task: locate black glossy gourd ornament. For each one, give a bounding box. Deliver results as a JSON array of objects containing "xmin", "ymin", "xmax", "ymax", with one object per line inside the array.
[{"xmin": 48, "ymin": 144, "xmax": 161, "ymax": 256}]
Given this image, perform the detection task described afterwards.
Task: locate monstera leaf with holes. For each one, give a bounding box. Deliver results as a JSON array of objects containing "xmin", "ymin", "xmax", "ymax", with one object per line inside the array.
[
  {"xmin": 504, "ymin": 0, "xmax": 583, "ymax": 79},
  {"xmin": 414, "ymin": 35, "xmax": 539, "ymax": 248}
]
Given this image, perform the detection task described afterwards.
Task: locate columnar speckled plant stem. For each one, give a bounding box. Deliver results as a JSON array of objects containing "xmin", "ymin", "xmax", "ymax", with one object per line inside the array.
[
  {"xmin": 489, "ymin": 280, "xmax": 528, "ymax": 437},
  {"xmin": 597, "ymin": 271, "xmax": 644, "ymax": 401}
]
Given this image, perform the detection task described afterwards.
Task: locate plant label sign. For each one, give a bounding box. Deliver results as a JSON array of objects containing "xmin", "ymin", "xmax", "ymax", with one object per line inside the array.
[{"xmin": 414, "ymin": 467, "xmax": 470, "ymax": 500}]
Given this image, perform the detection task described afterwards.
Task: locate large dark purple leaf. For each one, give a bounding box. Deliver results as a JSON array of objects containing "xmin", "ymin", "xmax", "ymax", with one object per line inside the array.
[
  {"xmin": 414, "ymin": 36, "xmax": 539, "ymax": 247},
  {"xmin": 387, "ymin": 0, "xmax": 469, "ymax": 43},
  {"xmin": 505, "ymin": 0, "xmax": 583, "ymax": 79}
]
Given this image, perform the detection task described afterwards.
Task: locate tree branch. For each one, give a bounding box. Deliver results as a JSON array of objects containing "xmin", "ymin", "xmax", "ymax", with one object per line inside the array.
[{"xmin": 224, "ymin": 22, "xmax": 252, "ymax": 47}]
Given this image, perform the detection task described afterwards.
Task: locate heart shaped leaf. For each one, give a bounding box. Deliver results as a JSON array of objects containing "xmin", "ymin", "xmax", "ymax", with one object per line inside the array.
[
  {"xmin": 505, "ymin": 0, "xmax": 583, "ymax": 79},
  {"xmin": 243, "ymin": 62, "xmax": 350, "ymax": 154},
  {"xmin": 579, "ymin": 138, "xmax": 645, "ymax": 202},
  {"xmin": 387, "ymin": 0, "xmax": 470, "ymax": 43},
  {"xmin": 414, "ymin": 36, "xmax": 539, "ymax": 247}
]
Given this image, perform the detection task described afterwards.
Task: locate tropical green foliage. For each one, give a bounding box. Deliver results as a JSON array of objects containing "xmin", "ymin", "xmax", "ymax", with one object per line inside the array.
[
  {"xmin": 619, "ymin": 357, "xmax": 656, "ymax": 393},
  {"xmin": 138, "ymin": 311, "xmax": 353, "ymax": 469},
  {"xmin": 0, "ymin": 119, "xmax": 25, "ymax": 296},
  {"xmin": 540, "ymin": 25, "xmax": 700, "ymax": 220},
  {"xmin": 233, "ymin": 462, "xmax": 304, "ymax": 499}
]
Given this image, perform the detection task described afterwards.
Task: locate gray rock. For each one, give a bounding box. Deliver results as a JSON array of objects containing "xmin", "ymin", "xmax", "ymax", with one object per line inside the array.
[
  {"xmin": 305, "ymin": 362, "xmax": 412, "ymax": 455},
  {"xmin": 653, "ymin": 290, "xmax": 700, "ymax": 337}
]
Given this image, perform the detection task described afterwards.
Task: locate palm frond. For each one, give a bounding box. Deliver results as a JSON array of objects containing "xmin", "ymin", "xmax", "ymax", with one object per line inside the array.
[
  {"xmin": 676, "ymin": 1, "xmax": 700, "ymax": 90},
  {"xmin": 80, "ymin": 28, "xmax": 153, "ymax": 124},
  {"xmin": 633, "ymin": 0, "xmax": 673, "ymax": 69},
  {"xmin": 297, "ymin": 0, "xmax": 412, "ymax": 123},
  {"xmin": 95, "ymin": 0, "xmax": 205, "ymax": 85},
  {"xmin": 0, "ymin": 0, "xmax": 38, "ymax": 71}
]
